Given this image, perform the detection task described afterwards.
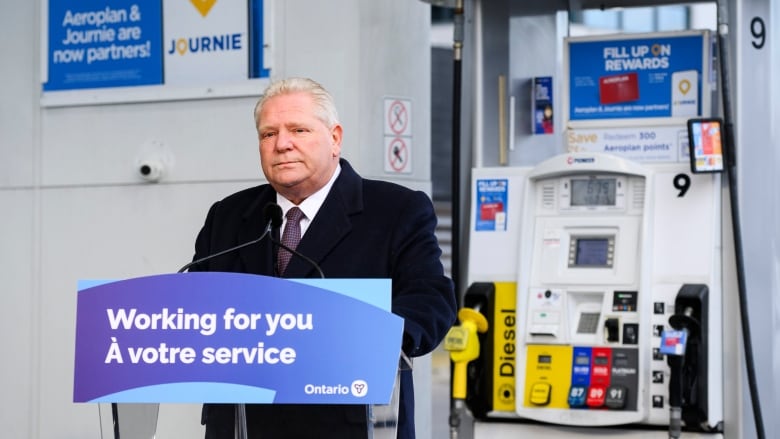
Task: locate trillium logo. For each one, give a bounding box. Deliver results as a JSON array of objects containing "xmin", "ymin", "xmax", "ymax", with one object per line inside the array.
[
  {"xmin": 351, "ymin": 380, "xmax": 368, "ymax": 397},
  {"xmin": 304, "ymin": 380, "xmax": 369, "ymax": 397}
]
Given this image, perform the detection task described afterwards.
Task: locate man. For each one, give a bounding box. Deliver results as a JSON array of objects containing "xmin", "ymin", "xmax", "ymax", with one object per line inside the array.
[{"xmin": 191, "ymin": 77, "xmax": 457, "ymax": 438}]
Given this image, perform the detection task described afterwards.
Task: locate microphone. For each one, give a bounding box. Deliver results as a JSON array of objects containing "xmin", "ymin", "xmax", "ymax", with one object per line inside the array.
[
  {"xmin": 177, "ymin": 203, "xmax": 283, "ymax": 273},
  {"xmin": 270, "ymin": 233, "xmax": 325, "ymax": 279},
  {"xmin": 253, "ymin": 203, "xmax": 325, "ymax": 278},
  {"xmin": 264, "ymin": 203, "xmax": 325, "ymax": 279}
]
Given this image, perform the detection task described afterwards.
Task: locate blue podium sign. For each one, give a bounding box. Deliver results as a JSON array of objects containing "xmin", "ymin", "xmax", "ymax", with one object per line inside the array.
[{"xmin": 73, "ymin": 273, "xmax": 403, "ymax": 405}]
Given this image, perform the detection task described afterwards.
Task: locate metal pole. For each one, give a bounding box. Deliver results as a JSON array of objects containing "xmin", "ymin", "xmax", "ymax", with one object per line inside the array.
[
  {"xmin": 451, "ymin": 0, "xmax": 464, "ymax": 300},
  {"xmin": 449, "ymin": 2, "xmax": 466, "ymax": 438},
  {"xmin": 716, "ymin": 1, "xmax": 765, "ymax": 437},
  {"xmin": 235, "ymin": 403, "xmax": 248, "ymax": 439}
]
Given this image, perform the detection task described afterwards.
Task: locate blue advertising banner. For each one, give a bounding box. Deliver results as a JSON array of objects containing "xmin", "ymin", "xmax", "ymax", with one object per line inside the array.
[
  {"xmin": 73, "ymin": 273, "xmax": 403, "ymax": 404},
  {"xmin": 533, "ymin": 77, "xmax": 554, "ymax": 135},
  {"xmin": 475, "ymin": 179, "xmax": 508, "ymax": 232},
  {"xmin": 568, "ymin": 33, "xmax": 707, "ymax": 121},
  {"xmin": 44, "ymin": 0, "xmax": 269, "ymax": 93},
  {"xmin": 45, "ymin": 1, "xmax": 164, "ymax": 91}
]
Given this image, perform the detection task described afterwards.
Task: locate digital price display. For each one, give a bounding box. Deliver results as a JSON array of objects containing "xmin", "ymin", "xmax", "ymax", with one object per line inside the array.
[{"xmin": 570, "ymin": 177, "xmax": 617, "ymax": 206}]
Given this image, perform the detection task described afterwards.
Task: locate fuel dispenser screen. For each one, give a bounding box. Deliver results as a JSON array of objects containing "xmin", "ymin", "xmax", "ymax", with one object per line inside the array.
[
  {"xmin": 570, "ymin": 236, "xmax": 615, "ymax": 268},
  {"xmin": 570, "ymin": 178, "xmax": 617, "ymax": 206}
]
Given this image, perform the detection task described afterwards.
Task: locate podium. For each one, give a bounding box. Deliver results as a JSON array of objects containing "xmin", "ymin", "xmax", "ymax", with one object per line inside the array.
[{"xmin": 75, "ymin": 273, "xmax": 406, "ymax": 438}]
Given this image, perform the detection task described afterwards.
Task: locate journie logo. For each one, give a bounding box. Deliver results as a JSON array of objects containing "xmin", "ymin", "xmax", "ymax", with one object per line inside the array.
[
  {"xmin": 678, "ymin": 79, "xmax": 691, "ymax": 95},
  {"xmin": 190, "ymin": 0, "xmax": 217, "ymax": 17},
  {"xmin": 167, "ymin": 0, "xmax": 243, "ymax": 57},
  {"xmin": 166, "ymin": 33, "xmax": 243, "ymax": 56}
]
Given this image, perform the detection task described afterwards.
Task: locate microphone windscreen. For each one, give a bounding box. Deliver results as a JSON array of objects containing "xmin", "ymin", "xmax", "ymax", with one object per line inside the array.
[{"xmin": 263, "ymin": 203, "xmax": 284, "ymax": 228}]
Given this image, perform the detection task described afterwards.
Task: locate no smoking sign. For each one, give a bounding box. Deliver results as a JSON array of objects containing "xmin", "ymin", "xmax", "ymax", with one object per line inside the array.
[
  {"xmin": 384, "ymin": 136, "xmax": 412, "ymax": 174},
  {"xmin": 383, "ymin": 97, "xmax": 413, "ymax": 174},
  {"xmin": 384, "ymin": 98, "xmax": 412, "ymax": 136}
]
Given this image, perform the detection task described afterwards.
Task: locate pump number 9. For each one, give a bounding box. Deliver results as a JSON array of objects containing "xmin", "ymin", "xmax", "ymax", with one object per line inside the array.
[
  {"xmin": 751, "ymin": 17, "xmax": 766, "ymax": 50},
  {"xmin": 674, "ymin": 173, "xmax": 690, "ymax": 198}
]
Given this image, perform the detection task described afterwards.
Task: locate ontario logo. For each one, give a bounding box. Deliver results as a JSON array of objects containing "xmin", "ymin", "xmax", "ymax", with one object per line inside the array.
[{"xmin": 304, "ymin": 380, "xmax": 369, "ymax": 398}]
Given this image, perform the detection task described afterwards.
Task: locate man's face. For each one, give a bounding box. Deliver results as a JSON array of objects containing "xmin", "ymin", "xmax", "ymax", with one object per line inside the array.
[{"xmin": 257, "ymin": 92, "xmax": 342, "ymax": 204}]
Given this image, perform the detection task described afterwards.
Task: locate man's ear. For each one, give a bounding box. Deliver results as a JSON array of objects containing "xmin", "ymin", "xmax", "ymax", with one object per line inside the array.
[{"xmin": 330, "ymin": 124, "xmax": 343, "ymax": 157}]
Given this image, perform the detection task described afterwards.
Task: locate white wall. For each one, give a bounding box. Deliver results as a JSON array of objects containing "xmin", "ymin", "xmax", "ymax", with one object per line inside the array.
[
  {"xmin": 0, "ymin": 1, "xmax": 39, "ymax": 437},
  {"xmin": 275, "ymin": 0, "xmax": 432, "ymax": 183},
  {"xmin": 0, "ymin": 0, "xmax": 434, "ymax": 437}
]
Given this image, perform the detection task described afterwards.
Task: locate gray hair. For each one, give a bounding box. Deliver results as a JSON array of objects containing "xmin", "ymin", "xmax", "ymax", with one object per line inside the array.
[{"xmin": 254, "ymin": 77, "xmax": 340, "ymax": 129}]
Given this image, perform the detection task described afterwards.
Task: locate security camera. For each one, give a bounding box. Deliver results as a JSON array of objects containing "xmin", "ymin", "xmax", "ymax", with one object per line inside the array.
[
  {"xmin": 138, "ymin": 160, "xmax": 164, "ymax": 182},
  {"xmin": 135, "ymin": 139, "xmax": 173, "ymax": 183}
]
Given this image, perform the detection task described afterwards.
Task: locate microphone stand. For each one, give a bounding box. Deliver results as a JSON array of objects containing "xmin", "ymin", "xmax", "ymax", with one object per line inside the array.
[
  {"xmin": 232, "ymin": 236, "xmax": 324, "ymax": 438},
  {"xmin": 269, "ymin": 236, "xmax": 326, "ymax": 279},
  {"xmin": 177, "ymin": 224, "xmax": 273, "ymax": 273},
  {"xmin": 173, "ymin": 203, "xmax": 284, "ymax": 439},
  {"xmin": 178, "ymin": 202, "xmax": 324, "ymax": 438},
  {"xmin": 235, "ymin": 404, "xmax": 248, "ymax": 439}
]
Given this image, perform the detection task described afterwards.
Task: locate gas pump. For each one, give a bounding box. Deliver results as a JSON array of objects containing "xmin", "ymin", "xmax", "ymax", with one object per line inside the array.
[
  {"xmin": 462, "ymin": 152, "xmax": 725, "ymax": 437},
  {"xmin": 447, "ymin": 4, "xmax": 735, "ymax": 433},
  {"xmin": 514, "ymin": 152, "xmax": 651, "ymax": 427}
]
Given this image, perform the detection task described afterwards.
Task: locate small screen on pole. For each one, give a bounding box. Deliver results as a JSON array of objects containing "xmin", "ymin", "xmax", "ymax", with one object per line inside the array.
[{"xmin": 687, "ymin": 118, "xmax": 725, "ymax": 173}]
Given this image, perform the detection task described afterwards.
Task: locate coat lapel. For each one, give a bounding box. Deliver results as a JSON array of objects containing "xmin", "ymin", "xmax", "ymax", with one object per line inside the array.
[{"xmin": 237, "ymin": 186, "xmax": 278, "ymax": 276}]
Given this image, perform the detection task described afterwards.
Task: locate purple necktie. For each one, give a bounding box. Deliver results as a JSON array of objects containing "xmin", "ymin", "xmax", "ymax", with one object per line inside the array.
[{"xmin": 277, "ymin": 207, "xmax": 304, "ymax": 275}]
